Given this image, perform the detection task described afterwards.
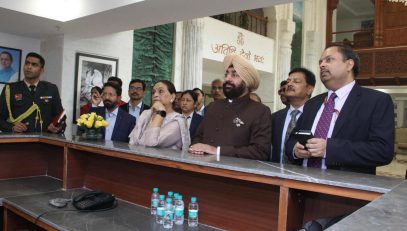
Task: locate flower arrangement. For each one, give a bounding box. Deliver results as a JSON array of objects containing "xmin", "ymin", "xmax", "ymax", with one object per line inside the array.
[{"xmin": 76, "ymin": 112, "xmax": 108, "ymax": 129}]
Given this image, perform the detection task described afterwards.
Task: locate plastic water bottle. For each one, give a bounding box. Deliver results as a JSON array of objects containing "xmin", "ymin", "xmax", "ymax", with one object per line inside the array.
[
  {"xmin": 174, "ymin": 195, "xmax": 184, "ymax": 225},
  {"xmin": 188, "ymin": 197, "xmax": 199, "ymax": 227},
  {"xmin": 173, "ymin": 193, "xmax": 179, "ymax": 205},
  {"xmin": 167, "ymin": 191, "xmax": 174, "ymax": 203},
  {"xmin": 163, "ymin": 198, "xmax": 174, "ymax": 229},
  {"xmin": 156, "ymin": 195, "xmax": 166, "ymax": 224},
  {"xmin": 150, "ymin": 187, "xmax": 159, "ymax": 215}
]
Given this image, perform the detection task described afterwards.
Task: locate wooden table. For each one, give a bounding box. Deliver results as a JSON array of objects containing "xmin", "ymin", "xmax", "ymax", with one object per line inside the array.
[{"xmin": 0, "ymin": 133, "xmax": 403, "ymax": 231}]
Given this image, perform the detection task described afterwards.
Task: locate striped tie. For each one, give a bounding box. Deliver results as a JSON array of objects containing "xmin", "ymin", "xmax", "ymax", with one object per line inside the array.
[{"xmin": 307, "ymin": 93, "xmax": 337, "ymax": 168}]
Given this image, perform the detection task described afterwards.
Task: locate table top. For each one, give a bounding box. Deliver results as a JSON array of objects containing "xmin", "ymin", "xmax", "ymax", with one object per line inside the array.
[
  {"xmin": 0, "ymin": 176, "xmax": 62, "ymax": 205},
  {"xmin": 4, "ymin": 188, "xmax": 221, "ymax": 231}
]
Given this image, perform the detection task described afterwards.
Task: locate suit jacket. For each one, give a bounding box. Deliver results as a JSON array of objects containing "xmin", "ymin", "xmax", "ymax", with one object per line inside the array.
[
  {"xmin": 119, "ymin": 102, "xmax": 150, "ymax": 117},
  {"xmin": 189, "ymin": 112, "xmax": 203, "ymax": 140},
  {"xmin": 0, "ymin": 81, "xmax": 63, "ymax": 132},
  {"xmin": 286, "ymin": 84, "xmax": 394, "ymax": 174},
  {"xmin": 192, "ymin": 94, "xmax": 272, "ymax": 160},
  {"xmin": 88, "ymin": 107, "xmax": 136, "ymax": 143},
  {"xmin": 271, "ymin": 107, "xmax": 289, "ymax": 163}
]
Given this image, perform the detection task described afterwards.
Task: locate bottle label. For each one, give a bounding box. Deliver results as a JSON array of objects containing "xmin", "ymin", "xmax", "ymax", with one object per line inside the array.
[
  {"xmin": 175, "ymin": 208, "xmax": 184, "ymax": 216},
  {"xmin": 152, "ymin": 199, "xmax": 158, "ymax": 207},
  {"xmin": 189, "ymin": 210, "xmax": 198, "ymax": 218},
  {"xmin": 157, "ymin": 208, "xmax": 165, "ymax": 216}
]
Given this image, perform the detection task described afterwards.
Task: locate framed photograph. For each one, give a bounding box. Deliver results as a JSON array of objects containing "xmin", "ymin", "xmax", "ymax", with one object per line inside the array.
[
  {"xmin": 73, "ymin": 52, "xmax": 118, "ymax": 121},
  {"xmin": 0, "ymin": 46, "xmax": 22, "ymax": 85}
]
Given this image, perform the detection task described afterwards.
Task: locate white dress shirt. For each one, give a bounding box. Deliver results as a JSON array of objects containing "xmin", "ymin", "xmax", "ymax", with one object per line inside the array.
[
  {"xmin": 281, "ymin": 105, "xmax": 303, "ymax": 164},
  {"xmin": 105, "ymin": 107, "xmax": 118, "ymax": 141},
  {"xmin": 302, "ymin": 80, "xmax": 356, "ymax": 169}
]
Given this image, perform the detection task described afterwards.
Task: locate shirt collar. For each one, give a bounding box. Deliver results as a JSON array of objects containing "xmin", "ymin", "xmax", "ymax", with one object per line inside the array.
[
  {"xmin": 288, "ymin": 104, "xmax": 304, "ymax": 114},
  {"xmin": 184, "ymin": 112, "xmax": 194, "ymax": 118},
  {"xmin": 24, "ymin": 79, "xmax": 39, "ymax": 88},
  {"xmin": 328, "ymin": 80, "xmax": 355, "ymax": 100},
  {"xmin": 105, "ymin": 107, "xmax": 119, "ymax": 117},
  {"xmin": 129, "ymin": 101, "xmax": 142, "ymax": 109}
]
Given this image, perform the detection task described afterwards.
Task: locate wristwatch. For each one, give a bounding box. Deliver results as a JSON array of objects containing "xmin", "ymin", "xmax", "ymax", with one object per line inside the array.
[{"xmin": 156, "ymin": 110, "xmax": 167, "ymax": 117}]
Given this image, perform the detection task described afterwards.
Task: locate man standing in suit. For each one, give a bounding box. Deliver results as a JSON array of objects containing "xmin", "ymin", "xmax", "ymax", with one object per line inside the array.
[
  {"xmin": 286, "ymin": 45, "xmax": 394, "ymax": 174},
  {"xmin": 89, "ymin": 82, "xmax": 136, "ymax": 142},
  {"xmin": 120, "ymin": 79, "xmax": 150, "ymax": 121},
  {"xmin": 0, "ymin": 52, "xmax": 64, "ymax": 133},
  {"xmin": 189, "ymin": 54, "xmax": 272, "ymax": 160},
  {"xmin": 180, "ymin": 90, "xmax": 203, "ymax": 140},
  {"xmin": 193, "ymin": 88, "xmax": 205, "ymax": 116},
  {"xmin": 271, "ymin": 68, "xmax": 315, "ymax": 163}
]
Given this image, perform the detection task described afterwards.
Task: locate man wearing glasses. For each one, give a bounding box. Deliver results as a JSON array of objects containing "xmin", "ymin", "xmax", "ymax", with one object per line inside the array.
[
  {"xmin": 120, "ymin": 79, "xmax": 150, "ymax": 121},
  {"xmin": 89, "ymin": 82, "xmax": 136, "ymax": 142}
]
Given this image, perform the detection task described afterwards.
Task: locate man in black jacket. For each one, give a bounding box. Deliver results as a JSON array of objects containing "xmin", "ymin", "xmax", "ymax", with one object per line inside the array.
[{"xmin": 0, "ymin": 52, "xmax": 64, "ymax": 133}]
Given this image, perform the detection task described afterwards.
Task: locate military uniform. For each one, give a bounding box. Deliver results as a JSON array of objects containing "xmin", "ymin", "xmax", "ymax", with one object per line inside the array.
[{"xmin": 0, "ymin": 80, "xmax": 63, "ymax": 132}]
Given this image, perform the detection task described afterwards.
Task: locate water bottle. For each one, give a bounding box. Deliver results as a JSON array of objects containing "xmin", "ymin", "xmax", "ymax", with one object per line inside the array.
[
  {"xmin": 156, "ymin": 195, "xmax": 166, "ymax": 224},
  {"xmin": 167, "ymin": 191, "xmax": 174, "ymax": 203},
  {"xmin": 174, "ymin": 195, "xmax": 184, "ymax": 225},
  {"xmin": 173, "ymin": 193, "xmax": 179, "ymax": 205},
  {"xmin": 150, "ymin": 187, "xmax": 159, "ymax": 215},
  {"xmin": 188, "ymin": 197, "xmax": 199, "ymax": 227},
  {"xmin": 163, "ymin": 198, "xmax": 174, "ymax": 229}
]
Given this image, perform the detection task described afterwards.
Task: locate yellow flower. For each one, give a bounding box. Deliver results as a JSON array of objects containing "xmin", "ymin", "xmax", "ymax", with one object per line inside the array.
[
  {"xmin": 101, "ymin": 120, "xmax": 109, "ymax": 127},
  {"xmin": 85, "ymin": 120, "xmax": 93, "ymax": 128},
  {"xmin": 76, "ymin": 112, "xmax": 108, "ymax": 129},
  {"xmin": 94, "ymin": 121, "xmax": 103, "ymax": 128},
  {"xmin": 80, "ymin": 114, "xmax": 89, "ymax": 119}
]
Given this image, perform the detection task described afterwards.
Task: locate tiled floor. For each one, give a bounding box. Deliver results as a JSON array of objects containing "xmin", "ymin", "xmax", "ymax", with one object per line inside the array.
[{"xmin": 376, "ymin": 154, "xmax": 407, "ymax": 178}]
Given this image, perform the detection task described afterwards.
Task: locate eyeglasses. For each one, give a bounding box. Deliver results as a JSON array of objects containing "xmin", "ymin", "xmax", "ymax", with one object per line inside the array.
[
  {"xmin": 101, "ymin": 92, "xmax": 117, "ymax": 98},
  {"xmin": 129, "ymin": 86, "xmax": 143, "ymax": 91}
]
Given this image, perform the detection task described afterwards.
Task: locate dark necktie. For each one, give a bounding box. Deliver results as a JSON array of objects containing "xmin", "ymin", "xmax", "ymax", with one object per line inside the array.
[
  {"xmin": 29, "ymin": 85, "xmax": 36, "ymax": 96},
  {"xmin": 307, "ymin": 93, "xmax": 337, "ymax": 168},
  {"xmin": 282, "ymin": 110, "xmax": 300, "ymax": 163}
]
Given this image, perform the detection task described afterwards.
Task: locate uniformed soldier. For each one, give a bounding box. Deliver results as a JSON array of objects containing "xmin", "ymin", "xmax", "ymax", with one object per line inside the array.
[{"xmin": 0, "ymin": 52, "xmax": 64, "ymax": 133}]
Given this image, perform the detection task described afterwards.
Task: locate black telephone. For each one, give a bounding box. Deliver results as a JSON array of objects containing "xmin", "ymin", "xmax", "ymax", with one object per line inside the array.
[{"xmin": 72, "ymin": 191, "xmax": 116, "ymax": 211}]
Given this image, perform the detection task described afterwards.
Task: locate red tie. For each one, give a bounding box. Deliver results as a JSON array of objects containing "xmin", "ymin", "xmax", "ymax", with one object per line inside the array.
[{"xmin": 307, "ymin": 93, "xmax": 337, "ymax": 168}]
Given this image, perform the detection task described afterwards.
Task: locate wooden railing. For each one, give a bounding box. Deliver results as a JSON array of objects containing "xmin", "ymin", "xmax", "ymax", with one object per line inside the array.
[{"xmin": 212, "ymin": 10, "xmax": 268, "ymax": 36}]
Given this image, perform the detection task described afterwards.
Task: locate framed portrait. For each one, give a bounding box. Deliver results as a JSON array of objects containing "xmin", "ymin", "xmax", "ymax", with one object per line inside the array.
[
  {"xmin": 0, "ymin": 46, "xmax": 22, "ymax": 88},
  {"xmin": 73, "ymin": 52, "xmax": 118, "ymax": 121}
]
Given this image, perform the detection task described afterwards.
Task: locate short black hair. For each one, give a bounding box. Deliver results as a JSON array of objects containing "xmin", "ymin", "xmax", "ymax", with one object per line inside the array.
[
  {"xmin": 192, "ymin": 88, "xmax": 204, "ymax": 96},
  {"xmin": 325, "ymin": 44, "xmax": 360, "ymax": 77},
  {"xmin": 129, "ymin": 79, "xmax": 146, "ymax": 90},
  {"xmin": 108, "ymin": 76, "xmax": 123, "ymax": 87},
  {"xmin": 0, "ymin": 51, "xmax": 13, "ymax": 62},
  {"xmin": 181, "ymin": 90, "xmax": 198, "ymax": 103},
  {"xmin": 280, "ymin": 80, "xmax": 288, "ymax": 87},
  {"xmin": 26, "ymin": 52, "xmax": 45, "ymax": 68},
  {"xmin": 103, "ymin": 81, "xmax": 122, "ymax": 96},
  {"xmin": 289, "ymin": 67, "xmax": 316, "ymax": 87},
  {"xmin": 91, "ymin": 86, "xmax": 102, "ymax": 94}
]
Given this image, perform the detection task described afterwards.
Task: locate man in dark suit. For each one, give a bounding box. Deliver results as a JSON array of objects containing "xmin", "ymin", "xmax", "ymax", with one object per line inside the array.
[
  {"xmin": 286, "ymin": 44, "xmax": 394, "ymax": 174},
  {"xmin": 120, "ymin": 79, "xmax": 150, "ymax": 121},
  {"xmin": 190, "ymin": 54, "xmax": 272, "ymax": 160},
  {"xmin": 180, "ymin": 90, "xmax": 203, "ymax": 140},
  {"xmin": 271, "ymin": 68, "xmax": 315, "ymax": 163},
  {"xmin": 89, "ymin": 82, "xmax": 136, "ymax": 143}
]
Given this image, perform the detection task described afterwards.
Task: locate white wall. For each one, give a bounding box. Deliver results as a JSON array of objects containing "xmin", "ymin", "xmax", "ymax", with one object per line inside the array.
[
  {"xmin": 0, "ymin": 31, "xmax": 134, "ymax": 136},
  {"xmin": 60, "ymin": 31, "xmax": 134, "ymax": 136},
  {"xmin": 0, "ymin": 32, "xmax": 41, "ymax": 92}
]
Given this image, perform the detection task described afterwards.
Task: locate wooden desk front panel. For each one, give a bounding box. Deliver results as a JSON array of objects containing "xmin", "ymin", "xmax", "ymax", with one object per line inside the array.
[
  {"xmin": 0, "ymin": 143, "xmax": 63, "ymax": 180},
  {"xmin": 65, "ymin": 151, "xmax": 280, "ymax": 231}
]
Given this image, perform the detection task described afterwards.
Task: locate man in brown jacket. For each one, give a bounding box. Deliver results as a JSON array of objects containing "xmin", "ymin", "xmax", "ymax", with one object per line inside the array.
[{"xmin": 189, "ymin": 54, "xmax": 272, "ymax": 160}]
